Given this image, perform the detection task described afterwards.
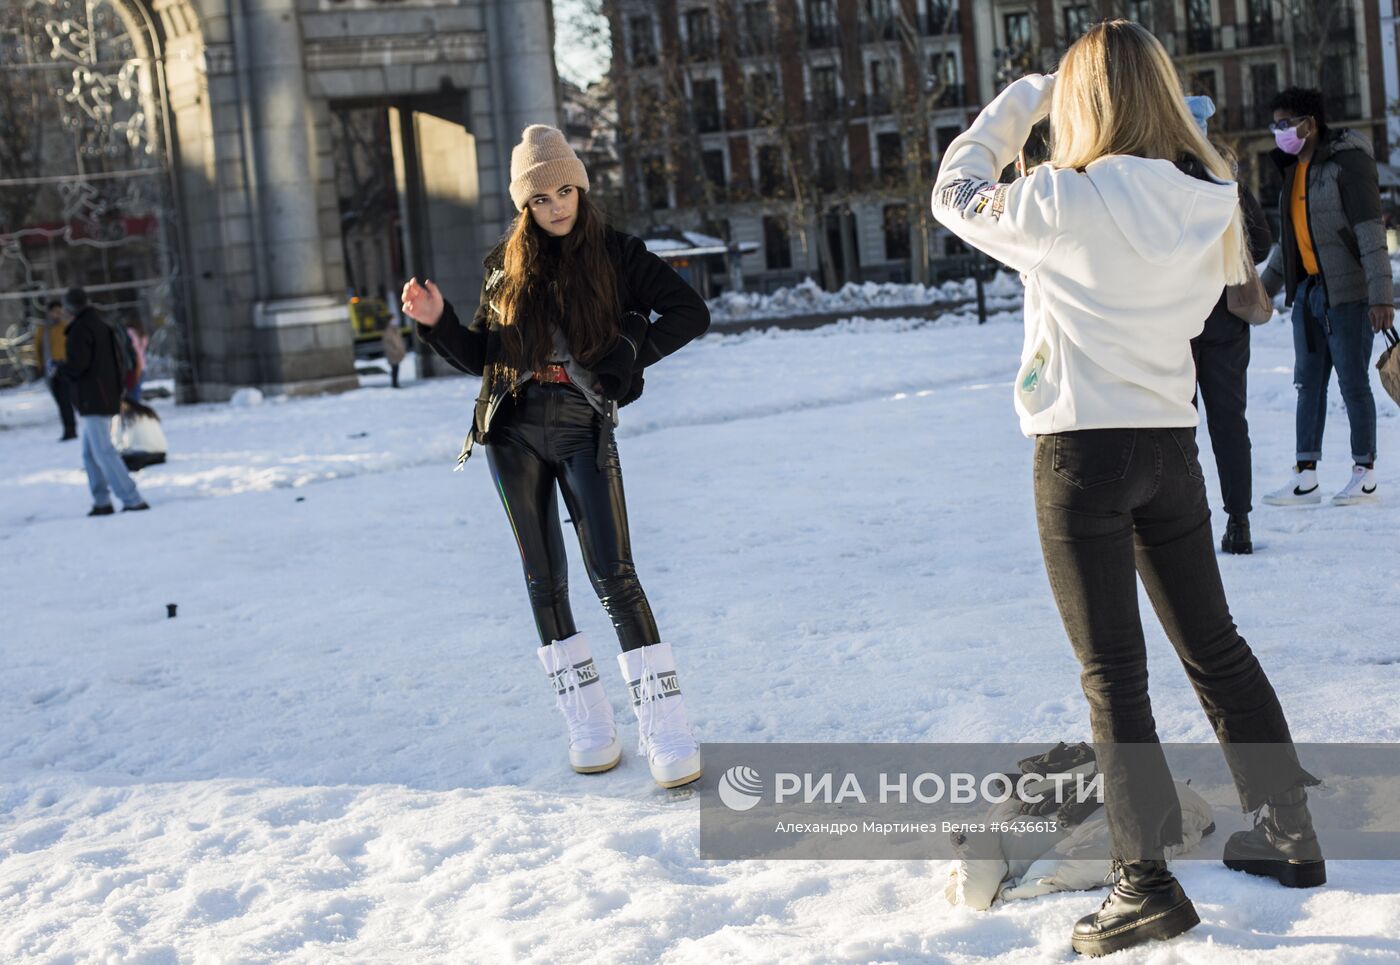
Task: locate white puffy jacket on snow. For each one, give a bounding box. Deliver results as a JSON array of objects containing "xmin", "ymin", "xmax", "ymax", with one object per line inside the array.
[
  {"xmin": 944, "ymin": 779, "xmax": 1216, "ymax": 911},
  {"xmin": 931, "ymin": 74, "xmax": 1242, "ymax": 437}
]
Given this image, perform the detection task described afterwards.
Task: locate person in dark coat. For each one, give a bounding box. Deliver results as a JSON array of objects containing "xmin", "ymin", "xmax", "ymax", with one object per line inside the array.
[
  {"xmin": 1260, "ymin": 87, "xmax": 1396, "ymax": 507},
  {"xmin": 401, "ymin": 125, "xmax": 709, "ymax": 790},
  {"xmin": 36, "ymin": 299, "xmax": 78, "ymax": 441},
  {"xmin": 56, "ymin": 287, "xmax": 149, "ymax": 515},
  {"xmin": 1185, "ymin": 96, "xmax": 1275, "ymax": 554}
]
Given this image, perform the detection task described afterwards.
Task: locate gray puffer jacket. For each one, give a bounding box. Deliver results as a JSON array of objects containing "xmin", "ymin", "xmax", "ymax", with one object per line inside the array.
[{"xmin": 1261, "ymin": 128, "xmax": 1394, "ymax": 309}]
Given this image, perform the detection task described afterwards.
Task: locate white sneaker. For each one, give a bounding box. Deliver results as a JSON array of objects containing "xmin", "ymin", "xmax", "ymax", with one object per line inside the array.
[
  {"xmin": 618, "ymin": 642, "xmax": 703, "ymax": 789},
  {"xmin": 1262, "ymin": 467, "xmax": 1322, "ymax": 506},
  {"xmin": 538, "ymin": 632, "xmax": 621, "ymax": 774},
  {"xmin": 1332, "ymin": 465, "xmax": 1379, "ymax": 505}
]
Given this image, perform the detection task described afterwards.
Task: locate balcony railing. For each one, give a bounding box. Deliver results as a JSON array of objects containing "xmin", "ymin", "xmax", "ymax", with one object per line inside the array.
[
  {"xmin": 693, "ymin": 108, "xmax": 723, "ymax": 133},
  {"xmin": 686, "ymin": 37, "xmax": 715, "ymax": 61},
  {"xmin": 1182, "ymin": 26, "xmax": 1218, "ymax": 55},
  {"xmin": 1239, "ymin": 18, "xmax": 1278, "ymax": 47},
  {"xmin": 935, "ymin": 83, "xmax": 965, "ymax": 108},
  {"xmin": 866, "ymin": 92, "xmax": 892, "ymax": 116},
  {"xmin": 809, "ymin": 92, "xmax": 842, "ymax": 116},
  {"xmin": 807, "ymin": 23, "xmax": 838, "ymax": 48}
]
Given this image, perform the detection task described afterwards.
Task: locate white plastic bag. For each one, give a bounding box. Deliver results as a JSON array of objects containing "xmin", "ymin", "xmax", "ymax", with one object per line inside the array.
[{"xmin": 113, "ymin": 403, "xmax": 168, "ymax": 471}]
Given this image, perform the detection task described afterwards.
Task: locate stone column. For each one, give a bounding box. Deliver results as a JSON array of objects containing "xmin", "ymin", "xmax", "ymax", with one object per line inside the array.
[{"xmin": 239, "ymin": 0, "xmax": 356, "ymax": 396}]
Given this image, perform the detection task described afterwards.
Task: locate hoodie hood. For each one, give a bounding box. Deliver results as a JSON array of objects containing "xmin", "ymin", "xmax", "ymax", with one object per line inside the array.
[{"xmin": 1082, "ymin": 155, "xmax": 1238, "ymax": 265}]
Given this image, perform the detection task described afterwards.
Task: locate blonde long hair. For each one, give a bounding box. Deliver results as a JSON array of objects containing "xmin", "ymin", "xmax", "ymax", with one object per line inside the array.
[{"xmin": 1050, "ymin": 20, "xmax": 1249, "ymax": 285}]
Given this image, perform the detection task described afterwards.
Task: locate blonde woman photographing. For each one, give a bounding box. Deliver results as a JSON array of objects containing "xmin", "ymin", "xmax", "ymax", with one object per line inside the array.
[{"xmin": 933, "ymin": 21, "xmax": 1321, "ymax": 957}]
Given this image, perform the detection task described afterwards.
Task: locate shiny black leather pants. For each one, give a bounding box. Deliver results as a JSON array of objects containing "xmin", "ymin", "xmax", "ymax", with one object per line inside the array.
[{"xmin": 485, "ymin": 381, "xmax": 661, "ymax": 650}]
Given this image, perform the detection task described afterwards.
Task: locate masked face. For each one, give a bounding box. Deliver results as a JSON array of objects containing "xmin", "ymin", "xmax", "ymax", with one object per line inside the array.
[{"xmin": 1272, "ymin": 114, "xmax": 1311, "ymax": 155}]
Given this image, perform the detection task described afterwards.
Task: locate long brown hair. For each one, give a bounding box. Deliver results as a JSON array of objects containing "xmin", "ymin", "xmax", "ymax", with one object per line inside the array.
[
  {"xmin": 494, "ymin": 190, "xmax": 620, "ymax": 384},
  {"xmin": 1050, "ymin": 20, "xmax": 1248, "ymax": 284}
]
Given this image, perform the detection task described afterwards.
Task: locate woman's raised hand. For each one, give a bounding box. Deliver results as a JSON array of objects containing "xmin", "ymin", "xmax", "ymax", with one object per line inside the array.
[{"xmin": 401, "ymin": 277, "xmax": 444, "ymax": 327}]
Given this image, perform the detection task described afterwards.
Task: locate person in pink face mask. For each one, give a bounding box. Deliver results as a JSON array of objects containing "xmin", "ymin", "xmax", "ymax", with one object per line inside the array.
[{"xmin": 1260, "ymin": 87, "xmax": 1396, "ymax": 508}]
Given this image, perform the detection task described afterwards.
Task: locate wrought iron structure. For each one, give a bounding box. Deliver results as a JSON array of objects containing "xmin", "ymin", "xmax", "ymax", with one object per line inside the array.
[{"xmin": 0, "ymin": 0, "xmax": 186, "ymax": 383}]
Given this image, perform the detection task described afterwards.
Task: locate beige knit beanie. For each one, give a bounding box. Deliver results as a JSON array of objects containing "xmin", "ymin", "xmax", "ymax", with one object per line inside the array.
[{"xmin": 508, "ymin": 125, "xmax": 590, "ymax": 211}]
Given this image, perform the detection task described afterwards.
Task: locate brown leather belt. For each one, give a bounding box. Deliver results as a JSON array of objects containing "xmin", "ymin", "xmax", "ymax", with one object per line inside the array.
[{"xmin": 533, "ymin": 363, "xmax": 571, "ymax": 384}]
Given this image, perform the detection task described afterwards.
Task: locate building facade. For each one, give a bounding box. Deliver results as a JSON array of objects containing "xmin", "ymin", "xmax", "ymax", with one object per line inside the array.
[
  {"xmin": 1, "ymin": 0, "xmax": 558, "ymax": 402},
  {"xmin": 609, "ymin": 0, "xmax": 982, "ymax": 293},
  {"xmin": 607, "ymin": 0, "xmax": 1391, "ymax": 289}
]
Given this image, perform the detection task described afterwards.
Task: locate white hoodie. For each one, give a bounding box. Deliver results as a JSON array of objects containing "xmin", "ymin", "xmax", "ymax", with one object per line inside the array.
[{"xmin": 931, "ymin": 74, "xmax": 1241, "ymax": 437}]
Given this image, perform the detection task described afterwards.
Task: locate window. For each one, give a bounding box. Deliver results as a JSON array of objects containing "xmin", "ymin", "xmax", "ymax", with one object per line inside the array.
[
  {"xmin": 936, "ymin": 124, "xmax": 960, "ymax": 158},
  {"xmin": 877, "ymin": 131, "xmax": 903, "ymax": 184},
  {"xmin": 684, "ymin": 8, "xmax": 714, "ymax": 59},
  {"xmin": 1124, "ymin": 0, "xmax": 1154, "ymax": 31},
  {"xmin": 644, "ymin": 156, "xmax": 669, "ymax": 210},
  {"xmin": 1062, "ymin": 5, "xmax": 1092, "ymax": 42},
  {"xmin": 744, "ymin": 1, "xmax": 773, "ymax": 52},
  {"xmin": 1243, "ymin": 0, "xmax": 1276, "ymax": 45},
  {"xmin": 702, "ymin": 149, "xmax": 727, "ymax": 195},
  {"xmin": 1003, "ymin": 12, "xmax": 1030, "ymax": 50},
  {"xmin": 869, "ymin": 59, "xmax": 894, "ymax": 113},
  {"xmin": 812, "ymin": 65, "xmax": 839, "ymax": 113},
  {"xmin": 635, "ymin": 84, "xmax": 663, "ymax": 139},
  {"xmin": 930, "ymin": 52, "xmax": 962, "ymax": 106},
  {"xmin": 1187, "ymin": 69, "xmax": 1217, "ymax": 102},
  {"xmin": 808, "ymin": 0, "xmax": 837, "ymax": 47},
  {"xmin": 865, "ymin": 0, "xmax": 895, "ymax": 39},
  {"xmin": 692, "ymin": 78, "xmax": 721, "ymax": 132},
  {"xmin": 629, "ymin": 16, "xmax": 656, "ymax": 66},
  {"xmin": 1185, "ymin": 0, "xmax": 1214, "ymax": 53},
  {"xmin": 816, "ymin": 137, "xmax": 840, "ymax": 190},
  {"xmin": 748, "ymin": 69, "xmax": 779, "ymax": 124},
  {"xmin": 883, "ymin": 205, "xmax": 911, "ymax": 260},
  {"xmin": 1250, "ymin": 63, "xmax": 1278, "ymax": 128},
  {"xmin": 763, "ymin": 215, "xmax": 792, "ymax": 269},
  {"xmin": 758, "ymin": 144, "xmax": 785, "ymax": 196},
  {"xmin": 925, "ymin": 0, "xmax": 956, "ymax": 35}
]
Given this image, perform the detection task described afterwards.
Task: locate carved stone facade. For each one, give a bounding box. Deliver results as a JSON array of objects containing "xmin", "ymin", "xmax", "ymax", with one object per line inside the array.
[{"xmin": 82, "ymin": 0, "xmax": 557, "ymax": 400}]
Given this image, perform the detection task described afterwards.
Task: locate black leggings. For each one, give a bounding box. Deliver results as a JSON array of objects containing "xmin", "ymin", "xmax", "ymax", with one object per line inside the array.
[{"xmin": 485, "ymin": 381, "xmax": 661, "ymax": 650}]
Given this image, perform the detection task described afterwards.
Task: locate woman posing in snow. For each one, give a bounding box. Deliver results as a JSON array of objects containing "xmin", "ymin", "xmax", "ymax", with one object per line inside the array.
[
  {"xmin": 932, "ymin": 21, "xmax": 1321, "ymax": 957},
  {"xmin": 401, "ymin": 125, "xmax": 709, "ymax": 788}
]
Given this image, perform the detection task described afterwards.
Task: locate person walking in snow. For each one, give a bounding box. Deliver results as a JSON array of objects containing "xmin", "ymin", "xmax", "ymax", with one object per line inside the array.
[
  {"xmin": 1183, "ymin": 95, "xmax": 1275, "ymax": 554},
  {"xmin": 1258, "ymin": 86, "xmax": 1395, "ymax": 507},
  {"xmin": 36, "ymin": 299, "xmax": 78, "ymax": 441},
  {"xmin": 932, "ymin": 21, "xmax": 1322, "ymax": 957},
  {"xmin": 57, "ymin": 287, "xmax": 150, "ymax": 516},
  {"xmin": 401, "ymin": 125, "xmax": 710, "ymax": 788},
  {"xmin": 380, "ymin": 311, "xmax": 406, "ymax": 388}
]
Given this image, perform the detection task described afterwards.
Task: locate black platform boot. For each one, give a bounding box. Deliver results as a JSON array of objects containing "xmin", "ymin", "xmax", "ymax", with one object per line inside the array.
[
  {"xmin": 1223, "ymin": 785, "xmax": 1326, "ymax": 888},
  {"xmin": 1221, "ymin": 513, "xmax": 1253, "ymax": 554},
  {"xmin": 1070, "ymin": 858, "xmax": 1199, "ymax": 957}
]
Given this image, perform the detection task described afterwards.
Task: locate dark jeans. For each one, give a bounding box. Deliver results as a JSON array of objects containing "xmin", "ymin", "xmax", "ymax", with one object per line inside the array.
[
  {"xmin": 47, "ymin": 374, "xmax": 77, "ymax": 437},
  {"xmin": 485, "ymin": 381, "xmax": 660, "ymax": 651},
  {"xmin": 1292, "ymin": 275, "xmax": 1378, "ymax": 465},
  {"xmin": 1034, "ymin": 427, "xmax": 1318, "ymax": 859},
  {"xmin": 1191, "ymin": 314, "xmax": 1252, "ymax": 516}
]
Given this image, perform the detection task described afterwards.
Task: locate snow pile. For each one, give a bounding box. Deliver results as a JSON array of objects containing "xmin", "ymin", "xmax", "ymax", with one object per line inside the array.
[{"xmin": 707, "ymin": 275, "xmax": 1024, "ymax": 322}]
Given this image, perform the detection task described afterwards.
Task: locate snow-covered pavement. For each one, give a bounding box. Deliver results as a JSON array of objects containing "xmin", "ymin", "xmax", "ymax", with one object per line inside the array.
[{"xmin": 3, "ymin": 306, "xmax": 1398, "ymax": 962}]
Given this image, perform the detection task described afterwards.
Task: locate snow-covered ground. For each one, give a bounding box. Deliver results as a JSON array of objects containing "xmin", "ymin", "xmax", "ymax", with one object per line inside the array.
[{"xmin": 3, "ymin": 300, "xmax": 1399, "ymax": 962}]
